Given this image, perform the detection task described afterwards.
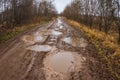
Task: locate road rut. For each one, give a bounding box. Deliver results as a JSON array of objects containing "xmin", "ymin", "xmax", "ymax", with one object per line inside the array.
[{"xmin": 0, "ymin": 18, "xmax": 99, "ymax": 80}]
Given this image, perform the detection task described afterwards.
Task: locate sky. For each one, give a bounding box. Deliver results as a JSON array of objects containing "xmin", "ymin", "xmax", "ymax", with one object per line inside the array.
[
  {"xmin": 54, "ymin": 0, "xmax": 72, "ymax": 13},
  {"xmin": 36, "ymin": 0, "xmax": 72, "ymax": 13}
]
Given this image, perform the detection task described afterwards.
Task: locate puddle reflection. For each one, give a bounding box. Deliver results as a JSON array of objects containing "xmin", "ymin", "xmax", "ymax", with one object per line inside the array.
[{"xmin": 51, "ymin": 51, "xmax": 74, "ymax": 73}]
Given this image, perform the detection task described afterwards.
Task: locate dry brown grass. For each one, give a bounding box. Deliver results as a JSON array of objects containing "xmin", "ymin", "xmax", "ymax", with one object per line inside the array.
[{"xmin": 68, "ymin": 20, "xmax": 120, "ymax": 79}]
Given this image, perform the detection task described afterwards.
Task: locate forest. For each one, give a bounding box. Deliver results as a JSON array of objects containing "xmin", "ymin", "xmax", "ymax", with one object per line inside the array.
[
  {"xmin": 0, "ymin": 0, "xmax": 57, "ymax": 33},
  {"xmin": 63, "ymin": 0, "xmax": 120, "ymax": 43}
]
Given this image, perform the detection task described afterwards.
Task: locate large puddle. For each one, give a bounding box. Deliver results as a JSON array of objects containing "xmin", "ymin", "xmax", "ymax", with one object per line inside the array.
[
  {"xmin": 27, "ymin": 45, "xmax": 52, "ymax": 52},
  {"xmin": 62, "ymin": 37, "xmax": 88, "ymax": 48},
  {"xmin": 51, "ymin": 51, "xmax": 74, "ymax": 73},
  {"xmin": 44, "ymin": 50, "xmax": 86, "ymax": 80}
]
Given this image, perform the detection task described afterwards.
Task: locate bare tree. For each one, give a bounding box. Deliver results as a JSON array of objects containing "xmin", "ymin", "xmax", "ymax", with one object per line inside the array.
[
  {"xmin": 63, "ymin": 0, "xmax": 120, "ymax": 43},
  {"xmin": 38, "ymin": 0, "xmax": 57, "ymax": 18},
  {"xmin": 0, "ymin": 0, "xmax": 57, "ymax": 30}
]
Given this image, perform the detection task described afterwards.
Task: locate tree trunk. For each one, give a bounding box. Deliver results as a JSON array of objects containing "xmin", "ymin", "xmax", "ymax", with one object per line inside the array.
[{"xmin": 118, "ymin": 26, "xmax": 120, "ymax": 43}]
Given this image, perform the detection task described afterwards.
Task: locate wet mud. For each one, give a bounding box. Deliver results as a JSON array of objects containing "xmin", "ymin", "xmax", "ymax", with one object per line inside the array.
[{"xmin": 0, "ymin": 17, "xmax": 99, "ymax": 80}]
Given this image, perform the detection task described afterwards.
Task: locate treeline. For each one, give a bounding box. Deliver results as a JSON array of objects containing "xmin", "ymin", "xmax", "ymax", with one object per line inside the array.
[
  {"xmin": 0, "ymin": 0, "xmax": 57, "ymax": 29},
  {"xmin": 62, "ymin": 0, "xmax": 120, "ymax": 43}
]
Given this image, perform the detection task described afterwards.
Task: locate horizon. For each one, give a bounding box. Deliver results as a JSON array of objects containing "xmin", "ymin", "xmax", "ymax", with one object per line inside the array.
[{"xmin": 54, "ymin": 0, "xmax": 72, "ymax": 13}]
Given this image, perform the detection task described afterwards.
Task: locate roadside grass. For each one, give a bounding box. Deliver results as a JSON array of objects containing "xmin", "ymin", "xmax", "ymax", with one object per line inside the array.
[
  {"xmin": 0, "ymin": 19, "xmax": 49, "ymax": 43},
  {"xmin": 68, "ymin": 20, "xmax": 120, "ymax": 79}
]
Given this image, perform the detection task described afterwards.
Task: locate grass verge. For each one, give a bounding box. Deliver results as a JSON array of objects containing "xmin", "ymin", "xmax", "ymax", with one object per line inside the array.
[
  {"xmin": 68, "ymin": 20, "xmax": 120, "ymax": 80},
  {"xmin": 0, "ymin": 19, "xmax": 49, "ymax": 43}
]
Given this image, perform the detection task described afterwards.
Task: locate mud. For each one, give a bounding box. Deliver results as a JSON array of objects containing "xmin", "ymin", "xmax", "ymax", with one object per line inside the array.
[{"xmin": 0, "ymin": 17, "xmax": 99, "ymax": 80}]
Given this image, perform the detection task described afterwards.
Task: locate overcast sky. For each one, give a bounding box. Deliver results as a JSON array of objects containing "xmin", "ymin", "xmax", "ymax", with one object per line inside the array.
[
  {"xmin": 54, "ymin": 0, "xmax": 72, "ymax": 13},
  {"xmin": 36, "ymin": 0, "xmax": 72, "ymax": 13}
]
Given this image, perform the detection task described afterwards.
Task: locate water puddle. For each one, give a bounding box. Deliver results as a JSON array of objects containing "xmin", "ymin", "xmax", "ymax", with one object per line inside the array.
[
  {"xmin": 62, "ymin": 37, "xmax": 88, "ymax": 48},
  {"xmin": 27, "ymin": 45, "xmax": 52, "ymax": 52},
  {"xmin": 60, "ymin": 25, "xmax": 63, "ymax": 29},
  {"xmin": 58, "ymin": 19, "xmax": 62, "ymax": 24},
  {"xmin": 36, "ymin": 30, "xmax": 62, "ymax": 37},
  {"xmin": 52, "ymin": 30, "xmax": 62, "ymax": 36},
  {"xmin": 44, "ymin": 48, "xmax": 86, "ymax": 80},
  {"xmin": 34, "ymin": 35, "xmax": 44, "ymax": 42},
  {"xmin": 34, "ymin": 32, "xmax": 47, "ymax": 43},
  {"xmin": 62, "ymin": 37, "xmax": 72, "ymax": 44},
  {"xmin": 57, "ymin": 19, "xmax": 62, "ymax": 26},
  {"xmin": 51, "ymin": 51, "xmax": 74, "ymax": 73},
  {"xmin": 22, "ymin": 31, "xmax": 49, "ymax": 45}
]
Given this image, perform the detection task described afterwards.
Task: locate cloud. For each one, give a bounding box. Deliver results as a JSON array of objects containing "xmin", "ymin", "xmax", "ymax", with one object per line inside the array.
[{"xmin": 54, "ymin": 0, "xmax": 72, "ymax": 13}]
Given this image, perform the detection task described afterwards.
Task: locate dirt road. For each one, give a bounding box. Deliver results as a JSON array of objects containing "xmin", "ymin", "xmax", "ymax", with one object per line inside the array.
[{"xmin": 0, "ymin": 18, "xmax": 99, "ymax": 80}]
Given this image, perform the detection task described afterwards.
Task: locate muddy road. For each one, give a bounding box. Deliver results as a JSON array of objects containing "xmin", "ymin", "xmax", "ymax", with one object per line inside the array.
[{"xmin": 0, "ymin": 18, "xmax": 99, "ymax": 80}]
